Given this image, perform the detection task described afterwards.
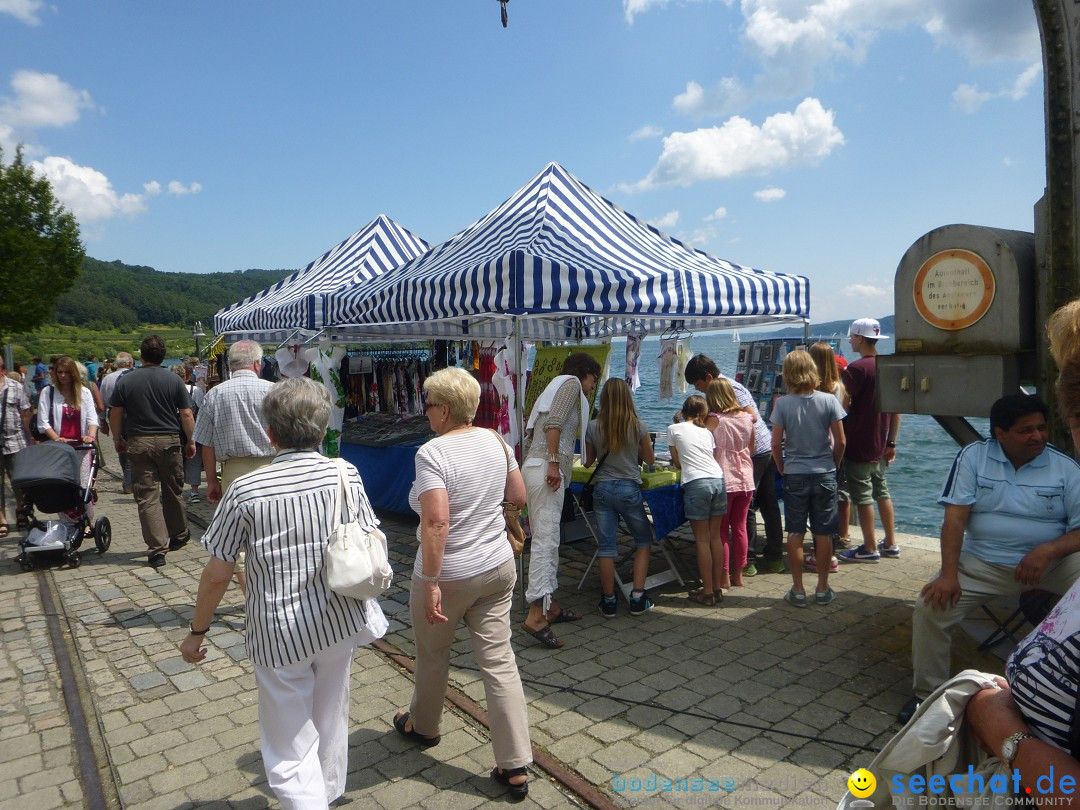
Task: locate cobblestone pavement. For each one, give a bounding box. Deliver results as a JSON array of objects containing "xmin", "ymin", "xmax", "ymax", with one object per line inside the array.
[{"xmin": 0, "ymin": 441, "xmax": 1007, "ymax": 809}]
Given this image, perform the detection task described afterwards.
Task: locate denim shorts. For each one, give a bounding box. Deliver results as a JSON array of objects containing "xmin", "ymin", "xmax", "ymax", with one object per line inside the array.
[
  {"xmin": 845, "ymin": 460, "xmax": 890, "ymax": 506},
  {"xmin": 782, "ymin": 472, "xmax": 838, "ymax": 536},
  {"xmin": 592, "ymin": 479, "xmax": 654, "ymax": 558},
  {"xmin": 682, "ymin": 477, "xmax": 727, "ymax": 521}
]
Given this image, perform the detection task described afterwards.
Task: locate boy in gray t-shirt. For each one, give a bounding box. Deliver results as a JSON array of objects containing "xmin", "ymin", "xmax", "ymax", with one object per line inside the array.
[{"xmin": 769, "ymin": 350, "xmax": 846, "ymax": 608}]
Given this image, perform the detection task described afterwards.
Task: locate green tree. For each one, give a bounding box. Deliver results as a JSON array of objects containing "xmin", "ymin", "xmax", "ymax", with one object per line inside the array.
[{"xmin": 0, "ymin": 146, "xmax": 85, "ymax": 334}]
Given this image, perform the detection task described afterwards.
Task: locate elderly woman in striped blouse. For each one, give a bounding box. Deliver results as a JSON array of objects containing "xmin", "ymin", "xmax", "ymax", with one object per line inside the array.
[{"xmin": 179, "ymin": 376, "xmax": 387, "ymax": 809}]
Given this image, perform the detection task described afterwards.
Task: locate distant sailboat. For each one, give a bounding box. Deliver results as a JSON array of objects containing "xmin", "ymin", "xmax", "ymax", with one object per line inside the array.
[{"xmin": 731, "ymin": 329, "xmax": 741, "ymax": 343}]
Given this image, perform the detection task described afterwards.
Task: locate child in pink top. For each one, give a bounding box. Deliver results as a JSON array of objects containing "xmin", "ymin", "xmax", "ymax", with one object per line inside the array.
[{"xmin": 705, "ymin": 379, "xmax": 755, "ymax": 588}]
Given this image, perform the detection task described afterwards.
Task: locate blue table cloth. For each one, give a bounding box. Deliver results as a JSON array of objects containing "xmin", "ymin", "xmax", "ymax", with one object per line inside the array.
[
  {"xmin": 569, "ymin": 482, "xmax": 685, "ymax": 541},
  {"xmin": 339, "ymin": 441, "xmax": 423, "ymax": 514}
]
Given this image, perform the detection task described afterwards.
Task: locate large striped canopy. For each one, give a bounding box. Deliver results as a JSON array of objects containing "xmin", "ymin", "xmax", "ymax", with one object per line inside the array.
[
  {"xmin": 213, "ymin": 215, "xmax": 429, "ymax": 341},
  {"xmin": 321, "ymin": 162, "xmax": 809, "ymax": 341}
]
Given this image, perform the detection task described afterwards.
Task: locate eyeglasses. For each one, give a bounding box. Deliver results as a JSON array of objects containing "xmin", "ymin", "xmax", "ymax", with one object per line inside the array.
[{"xmin": 424, "ymin": 402, "xmax": 442, "ymax": 411}]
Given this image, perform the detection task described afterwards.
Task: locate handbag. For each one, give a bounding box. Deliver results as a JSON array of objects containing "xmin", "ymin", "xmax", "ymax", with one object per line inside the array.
[
  {"xmin": 30, "ymin": 385, "xmax": 51, "ymax": 442},
  {"xmin": 489, "ymin": 429, "xmax": 525, "ymax": 556},
  {"xmin": 323, "ymin": 458, "xmax": 393, "ymax": 600},
  {"xmin": 579, "ymin": 452, "xmax": 609, "ymax": 512}
]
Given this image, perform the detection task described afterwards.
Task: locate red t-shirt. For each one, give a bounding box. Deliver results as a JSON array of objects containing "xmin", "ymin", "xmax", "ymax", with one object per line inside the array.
[
  {"xmin": 59, "ymin": 404, "xmax": 82, "ymax": 441},
  {"xmin": 841, "ymin": 355, "xmax": 889, "ymax": 463}
]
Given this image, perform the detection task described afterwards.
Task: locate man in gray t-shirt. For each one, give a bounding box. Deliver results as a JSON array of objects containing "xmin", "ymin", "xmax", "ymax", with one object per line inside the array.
[{"xmin": 109, "ymin": 335, "xmax": 195, "ymax": 568}]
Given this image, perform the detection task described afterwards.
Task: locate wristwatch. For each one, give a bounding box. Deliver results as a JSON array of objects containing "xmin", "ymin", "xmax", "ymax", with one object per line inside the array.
[{"xmin": 1000, "ymin": 731, "xmax": 1033, "ymax": 767}]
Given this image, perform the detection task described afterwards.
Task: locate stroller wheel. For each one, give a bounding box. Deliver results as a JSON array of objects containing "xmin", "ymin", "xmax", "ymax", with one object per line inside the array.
[
  {"xmin": 67, "ymin": 550, "xmax": 81, "ymax": 569},
  {"xmin": 18, "ymin": 553, "xmax": 34, "ymax": 571},
  {"xmin": 94, "ymin": 517, "xmax": 112, "ymax": 554}
]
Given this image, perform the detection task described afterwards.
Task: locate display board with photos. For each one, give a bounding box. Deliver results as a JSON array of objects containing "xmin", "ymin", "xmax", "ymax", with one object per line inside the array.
[{"xmin": 734, "ymin": 337, "xmax": 844, "ymax": 421}]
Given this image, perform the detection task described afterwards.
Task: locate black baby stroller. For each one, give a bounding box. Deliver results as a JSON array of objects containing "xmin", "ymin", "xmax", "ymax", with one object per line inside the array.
[{"xmin": 11, "ymin": 441, "xmax": 111, "ymax": 570}]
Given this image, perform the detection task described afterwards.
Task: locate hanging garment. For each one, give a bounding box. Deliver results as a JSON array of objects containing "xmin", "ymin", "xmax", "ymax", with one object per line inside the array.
[
  {"xmin": 675, "ymin": 337, "xmax": 693, "ymax": 394},
  {"xmin": 625, "ymin": 333, "xmax": 643, "ymax": 393},
  {"xmin": 307, "ymin": 344, "xmax": 347, "ymax": 457},
  {"xmin": 657, "ymin": 338, "xmax": 678, "ymax": 401},
  {"xmin": 275, "ymin": 346, "xmax": 309, "ymax": 379}
]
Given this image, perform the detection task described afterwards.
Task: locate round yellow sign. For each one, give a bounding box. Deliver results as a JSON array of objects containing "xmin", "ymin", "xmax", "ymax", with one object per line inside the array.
[{"xmin": 912, "ymin": 249, "xmax": 995, "ymax": 331}]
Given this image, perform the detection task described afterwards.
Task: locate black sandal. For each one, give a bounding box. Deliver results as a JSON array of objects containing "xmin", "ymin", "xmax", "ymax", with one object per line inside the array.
[
  {"xmin": 392, "ymin": 711, "xmax": 440, "ymax": 747},
  {"xmin": 523, "ymin": 623, "xmax": 563, "ymax": 649},
  {"xmin": 491, "ymin": 766, "xmax": 529, "ymax": 800}
]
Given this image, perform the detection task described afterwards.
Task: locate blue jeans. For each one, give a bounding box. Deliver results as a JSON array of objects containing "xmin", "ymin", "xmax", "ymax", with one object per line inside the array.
[{"xmin": 592, "ymin": 479, "xmax": 654, "ymax": 558}]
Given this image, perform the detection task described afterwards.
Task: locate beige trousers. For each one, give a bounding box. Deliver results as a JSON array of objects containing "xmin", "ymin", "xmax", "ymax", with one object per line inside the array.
[
  {"xmin": 911, "ymin": 550, "xmax": 1080, "ymax": 698},
  {"xmin": 221, "ymin": 455, "xmax": 273, "ymax": 494},
  {"xmin": 409, "ymin": 558, "xmax": 532, "ymax": 769}
]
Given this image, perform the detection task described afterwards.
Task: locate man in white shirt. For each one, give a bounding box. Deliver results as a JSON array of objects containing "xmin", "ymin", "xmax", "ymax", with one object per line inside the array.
[{"xmin": 100, "ymin": 352, "xmax": 135, "ymax": 493}]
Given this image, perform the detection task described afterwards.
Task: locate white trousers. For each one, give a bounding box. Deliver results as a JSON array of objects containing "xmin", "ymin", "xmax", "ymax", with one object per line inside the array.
[
  {"xmin": 253, "ymin": 635, "xmax": 359, "ymax": 810},
  {"xmin": 523, "ymin": 462, "xmax": 565, "ymax": 609}
]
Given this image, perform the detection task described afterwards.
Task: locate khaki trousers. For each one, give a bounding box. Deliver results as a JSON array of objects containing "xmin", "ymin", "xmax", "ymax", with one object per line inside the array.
[
  {"xmin": 409, "ymin": 558, "xmax": 532, "ymax": 769},
  {"xmin": 911, "ymin": 550, "xmax": 1080, "ymax": 698},
  {"xmin": 221, "ymin": 455, "xmax": 273, "ymax": 494},
  {"xmin": 127, "ymin": 434, "xmax": 188, "ymax": 556}
]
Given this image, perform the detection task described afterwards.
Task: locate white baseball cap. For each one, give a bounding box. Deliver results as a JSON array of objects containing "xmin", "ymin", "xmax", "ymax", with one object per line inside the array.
[{"xmin": 848, "ymin": 317, "xmax": 889, "ymax": 339}]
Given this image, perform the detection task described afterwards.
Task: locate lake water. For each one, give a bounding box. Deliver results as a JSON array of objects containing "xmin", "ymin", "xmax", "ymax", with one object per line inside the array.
[{"xmin": 600, "ymin": 333, "xmax": 983, "ymax": 539}]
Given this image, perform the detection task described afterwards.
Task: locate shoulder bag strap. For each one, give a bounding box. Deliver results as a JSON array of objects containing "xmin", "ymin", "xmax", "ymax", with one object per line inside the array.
[
  {"xmin": 585, "ymin": 451, "xmax": 609, "ymax": 486},
  {"xmin": 331, "ymin": 458, "xmax": 351, "ymax": 527}
]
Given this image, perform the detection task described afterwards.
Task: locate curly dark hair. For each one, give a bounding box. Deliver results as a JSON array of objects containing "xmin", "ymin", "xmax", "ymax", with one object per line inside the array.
[{"xmin": 562, "ymin": 352, "xmax": 601, "ymax": 381}]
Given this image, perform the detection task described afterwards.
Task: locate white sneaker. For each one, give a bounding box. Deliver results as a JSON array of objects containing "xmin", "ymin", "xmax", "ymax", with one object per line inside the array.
[{"xmin": 187, "ymin": 492, "xmax": 201, "ymax": 503}]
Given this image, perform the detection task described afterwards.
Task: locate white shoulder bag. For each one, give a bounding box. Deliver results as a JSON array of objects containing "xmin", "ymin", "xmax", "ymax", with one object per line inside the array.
[{"xmin": 323, "ymin": 459, "xmax": 393, "ymax": 600}]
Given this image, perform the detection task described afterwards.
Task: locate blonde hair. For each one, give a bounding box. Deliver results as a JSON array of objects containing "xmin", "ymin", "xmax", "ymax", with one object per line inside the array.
[
  {"xmin": 1048, "ymin": 298, "xmax": 1080, "ymax": 367},
  {"xmin": 705, "ymin": 378, "xmax": 741, "ymax": 414},
  {"xmin": 596, "ymin": 378, "xmax": 640, "ymax": 454},
  {"xmin": 423, "ymin": 367, "xmax": 480, "ymax": 425},
  {"xmin": 680, "ymin": 394, "xmax": 709, "ymax": 428},
  {"xmin": 809, "ymin": 342, "xmax": 846, "ymax": 400},
  {"xmin": 53, "ymin": 356, "xmax": 84, "ymax": 407},
  {"xmin": 782, "ymin": 350, "xmax": 819, "ymax": 394}
]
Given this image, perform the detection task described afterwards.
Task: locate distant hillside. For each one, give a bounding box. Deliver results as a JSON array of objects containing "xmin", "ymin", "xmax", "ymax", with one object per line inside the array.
[
  {"xmin": 763, "ymin": 315, "xmax": 895, "ymax": 341},
  {"xmin": 49, "ymin": 257, "xmax": 291, "ymax": 330}
]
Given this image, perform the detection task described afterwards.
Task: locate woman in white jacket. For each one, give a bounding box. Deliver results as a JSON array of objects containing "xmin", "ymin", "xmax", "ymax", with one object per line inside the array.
[{"xmin": 37, "ymin": 355, "xmax": 98, "ymax": 520}]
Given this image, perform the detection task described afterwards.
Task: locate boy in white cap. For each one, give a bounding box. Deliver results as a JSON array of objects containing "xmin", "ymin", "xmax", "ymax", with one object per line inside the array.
[{"xmin": 838, "ymin": 318, "xmax": 902, "ymax": 563}]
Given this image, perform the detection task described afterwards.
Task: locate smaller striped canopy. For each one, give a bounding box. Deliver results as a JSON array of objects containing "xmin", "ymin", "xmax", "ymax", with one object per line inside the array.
[
  {"xmin": 321, "ymin": 163, "xmax": 809, "ymax": 340},
  {"xmin": 213, "ymin": 215, "xmax": 429, "ymax": 341}
]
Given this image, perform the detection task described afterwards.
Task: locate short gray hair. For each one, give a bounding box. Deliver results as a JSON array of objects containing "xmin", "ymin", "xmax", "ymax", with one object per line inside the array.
[
  {"xmin": 228, "ymin": 340, "xmax": 263, "ymax": 371},
  {"xmin": 262, "ymin": 377, "xmax": 330, "ymax": 449},
  {"xmin": 115, "ymin": 352, "xmax": 134, "ymax": 368}
]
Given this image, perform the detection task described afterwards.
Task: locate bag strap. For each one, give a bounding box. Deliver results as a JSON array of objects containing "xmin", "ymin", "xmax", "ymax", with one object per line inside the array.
[
  {"xmin": 585, "ymin": 452, "xmax": 609, "ymax": 486},
  {"xmin": 332, "ymin": 458, "xmax": 352, "ymax": 527},
  {"xmin": 486, "ymin": 429, "xmax": 514, "ymax": 501}
]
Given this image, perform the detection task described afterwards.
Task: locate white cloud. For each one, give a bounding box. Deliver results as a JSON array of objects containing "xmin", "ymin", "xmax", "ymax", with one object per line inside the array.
[
  {"xmin": 754, "ymin": 186, "xmax": 786, "ymax": 202},
  {"xmin": 167, "ymin": 180, "xmax": 202, "ymax": 195},
  {"xmin": 670, "ymin": 1, "xmax": 1039, "ymax": 118},
  {"xmin": 629, "ymin": 97, "xmax": 844, "ymax": 190},
  {"xmin": 31, "ymin": 156, "xmax": 149, "ymax": 222},
  {"xmin": 840, "ymin": 282, "xmax": 892, "ymax": 300},
  {"xmin": 953, "ymin": 61, "xmax": 1041, "ymax": 113},
  {"xmin": 623, "ymin": 0, "xmax": 673, "ymax": 24},
  {"xmin": 705, "ymin": 206, "xmax": 728, "ymax": 221},
  {"xmin": 630, "ymin": 124, "xmax": 664, "ymax": 141},
  {"xmin": 0, "ymin": 0, "xmax": 45, "ymax": 25},
  {"xmin": 0, "ymin": 70, "xmax": 94, "ymax": 130},
  {"xmin": 144, "ymin": 181, "xmax": 162, "ymax": 195},
  {"xmin": 648, "ymin": 210, "xmax": 680, "ymax": 229}
]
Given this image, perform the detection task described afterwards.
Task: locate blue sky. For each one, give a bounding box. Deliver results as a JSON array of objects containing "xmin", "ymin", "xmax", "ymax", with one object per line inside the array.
[{"xmin": 1, "ymin": 0, "xmax": 1045, "ymax": 324}]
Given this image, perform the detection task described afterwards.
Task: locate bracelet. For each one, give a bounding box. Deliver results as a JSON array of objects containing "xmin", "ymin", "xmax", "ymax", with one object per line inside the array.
[
  {"xmin": 547, "ymin": 453, "xmax": 563, "ymax": 464},
  {"xmin": 886, "ymin": 441, "xmax": 897, "ymax": 448},
  {"xmin": 414, "ymin": 571, "xmax": 439, "ymax": 584},
  {"xmin": 189, "ymin": 624, "xmax": 209, "ymax": 636}
]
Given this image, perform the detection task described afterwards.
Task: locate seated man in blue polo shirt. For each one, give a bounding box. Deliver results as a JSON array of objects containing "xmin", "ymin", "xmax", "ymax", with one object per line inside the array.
[{"xmin": 899, "ymin": 393, "xmax": 1080, "ymax": 723}]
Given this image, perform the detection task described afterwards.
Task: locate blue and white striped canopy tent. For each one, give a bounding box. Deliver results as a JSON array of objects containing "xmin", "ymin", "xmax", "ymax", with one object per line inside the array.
[
  {"xmin": 213, "ymin": 215, "xmax": 429, "ymax": 343},
  {"xmin": 319, "ymin": 163, "xmax": 809, "ymax": 341}
]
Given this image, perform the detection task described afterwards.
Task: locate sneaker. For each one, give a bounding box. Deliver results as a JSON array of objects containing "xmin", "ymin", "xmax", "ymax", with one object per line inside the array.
[
  {"xmin": 784, "ymin": 588, "xmax": 808, "ymax": 608},
  {"xmin": 628, "ymin": 593, "xmax": 653, "ymax": 616},
  {"xmin": 148, "ymin": 553, "xmax": 166, "ymax": 569},
  {"xmin": 805, "ymin": 555, "xmax": 839, "ymax": 573},
  {"xmin": 188, "ymin": 492, "xmax": 201, "ymax": 503},
  {"xmin": 881, "ymin": 544, "xmax": 901, "ymax": 558},
  {"xmin": 742, "ymin": 563, "xmax": 758, "ymax": 577},
  {"xmin": 598, "ymin": 596, "xmax": 617, "ymax": 619},
  {"xmin": 897, "ymin": 696, "xmax": 921, "ymax": 725},
  {"xmin": 756, "ymin": 558, "xmax": 785, "ymax": 574},
  {"xmin": 168, "ymin": 536, "xmax": 189, "ymax": 552},
  {"xmin": 814, "ymin": 587, "xmax": 837, "ymax": 605},
  {"xmin": 838, "ymin": 547, "xmax": 880, "ymax": 563}
]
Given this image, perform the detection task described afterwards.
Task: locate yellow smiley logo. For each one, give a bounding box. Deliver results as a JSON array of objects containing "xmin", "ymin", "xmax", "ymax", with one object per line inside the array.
[{"xmin": 848, "ymin": 768, "xmax": 876, "ymax": 798}]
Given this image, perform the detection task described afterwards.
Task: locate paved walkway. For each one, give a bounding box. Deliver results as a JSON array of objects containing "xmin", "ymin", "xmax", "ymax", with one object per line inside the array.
[{"xmin": 0, "ymin": 442, "xmax": 1008, "ymax": 809}]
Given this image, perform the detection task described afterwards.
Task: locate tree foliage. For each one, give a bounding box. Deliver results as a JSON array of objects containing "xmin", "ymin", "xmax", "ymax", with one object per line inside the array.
[{"xmin": 0, "ymin": 147, "xmax": 86, "ymax": 334}]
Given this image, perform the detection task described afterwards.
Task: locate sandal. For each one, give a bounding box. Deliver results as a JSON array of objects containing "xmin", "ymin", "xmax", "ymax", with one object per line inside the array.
[
  {"xmin": 523, "ymin": 623, "xmax": 563, "ymax": 649},
  {"xmin": 0, "ymin": 525, "xmax": 8, "ymax": 539},
  {"xmin": 491, "ymin": 766, "xmax": 529, "ymax": 801},
  {"xmin": 687, "ymin": 589, "xmax": 717, "ymax": 606},
  {"xmin": 547, "ymin": 608, "xmax": 582, "ymax": 624},
  {"xmin": 392, "ymin": 711, "xmax": 441, "ymax": 747}
]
